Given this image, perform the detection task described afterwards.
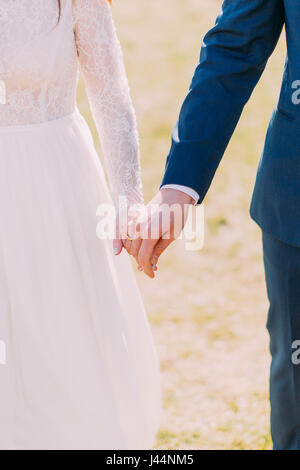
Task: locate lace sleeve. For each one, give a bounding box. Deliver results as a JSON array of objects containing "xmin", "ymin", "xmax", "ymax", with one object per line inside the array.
[{"xmin": 73, "ymin": 0, "xmax": 143, "ymax": 207}]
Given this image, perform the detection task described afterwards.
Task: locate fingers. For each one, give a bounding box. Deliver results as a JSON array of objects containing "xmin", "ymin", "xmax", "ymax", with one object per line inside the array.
[
  {"xmin": 120, "ymin": 210, "xmax": 143, "ymax": 258},
  {"xmin": 137, "ymin": 239, "xmax": 157, "ymax": 278},
  {"xmin": 135, "ymin": 212, "xmax": 172, "ymax": 277},
  {"xmin": 137, "ymin": 234, "xmax": 175, "ymax": 277},
  {"xmin": 130, "ymin": 238, "xmax": 142, "ymax": 264},
  {"xmin": 113, "ymin": 238, "xmax": 123, "ymax": 256},
  {"xmin": 150, "ymin": 238, "xmax": 173, "ymax": 268},
  {"xmin": 122, "ymin": 238, "xmax": 132, "ymax": 256}
]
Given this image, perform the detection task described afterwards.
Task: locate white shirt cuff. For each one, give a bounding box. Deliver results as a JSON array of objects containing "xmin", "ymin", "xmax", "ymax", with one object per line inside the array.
[{"xmin": 161, "ymin": 184, "xmax": 199, "ymax": 205}]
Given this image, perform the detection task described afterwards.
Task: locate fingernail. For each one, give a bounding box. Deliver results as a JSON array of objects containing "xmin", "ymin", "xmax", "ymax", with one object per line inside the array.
[
  {"xmin": 152, "ymin": 264, "xmax": 156, "ymax": 270},
  {"xmin": 114, "ymin": 248, "xmax": 119, "ymax": 255},
  {"xmin": 138, "ymin": 265, "xmax": 144, "ymax": 271}
]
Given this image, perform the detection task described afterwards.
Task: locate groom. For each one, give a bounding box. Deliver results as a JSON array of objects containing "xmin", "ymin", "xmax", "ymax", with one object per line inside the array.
[{"xmin": 136, "ymin": 0, "xmax": 300, "ymax": 450}]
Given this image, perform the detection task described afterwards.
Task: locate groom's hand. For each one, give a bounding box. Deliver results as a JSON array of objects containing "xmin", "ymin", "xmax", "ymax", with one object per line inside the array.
[{"xmin": 136, "ymin": 188, "xmax": 194, "ymax": 278}]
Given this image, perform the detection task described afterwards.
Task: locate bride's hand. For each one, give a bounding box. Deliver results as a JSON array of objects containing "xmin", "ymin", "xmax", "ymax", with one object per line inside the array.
[{"xmin": 113, "ymin": 204, "xmax": 147, "ymax": 261}]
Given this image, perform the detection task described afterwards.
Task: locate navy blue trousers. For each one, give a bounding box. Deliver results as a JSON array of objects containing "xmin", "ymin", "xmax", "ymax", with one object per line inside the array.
[{"xmin": 263, "ymin": 232, "xmax": 300, "ymax": 450}]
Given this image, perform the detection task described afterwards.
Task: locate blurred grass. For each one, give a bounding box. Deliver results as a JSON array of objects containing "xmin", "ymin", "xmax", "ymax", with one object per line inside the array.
[{"xmin": 77, "ymin": 0, "xmax": 286, "ymax": 450}]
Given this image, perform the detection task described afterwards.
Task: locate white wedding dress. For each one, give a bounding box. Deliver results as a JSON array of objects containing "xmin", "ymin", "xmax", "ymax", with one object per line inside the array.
[{"xmin": 0, "ymin": 0, "xmax": 161, "ymax": 450}]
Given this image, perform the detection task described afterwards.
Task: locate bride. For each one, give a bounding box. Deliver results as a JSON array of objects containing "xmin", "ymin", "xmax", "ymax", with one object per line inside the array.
[{"xmin": 0, "ymin": 0, "xmax": 161, "ymax": 450}]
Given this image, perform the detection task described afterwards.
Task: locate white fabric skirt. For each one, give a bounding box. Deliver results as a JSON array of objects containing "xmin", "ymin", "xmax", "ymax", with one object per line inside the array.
[{"xmin": 0, "ymin": 110, "xmax": 162, "ymax": 450}]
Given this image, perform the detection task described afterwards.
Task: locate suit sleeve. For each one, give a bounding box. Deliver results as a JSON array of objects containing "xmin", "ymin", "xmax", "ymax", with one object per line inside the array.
[{"xmin": 161, "ymin": 0, "xmax": 285, "ymax": 203}]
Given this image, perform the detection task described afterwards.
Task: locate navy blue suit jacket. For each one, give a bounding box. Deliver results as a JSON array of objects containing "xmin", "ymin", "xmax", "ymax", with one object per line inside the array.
[{"xmin": 161, "ymin": 0, "xmax": 300, "ymax": 246}]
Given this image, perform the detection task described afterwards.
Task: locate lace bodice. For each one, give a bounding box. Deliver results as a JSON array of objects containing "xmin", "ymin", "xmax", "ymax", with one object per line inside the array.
[{"xmin": 0, "ymin": 0, "xmax": 143, "ymax": 205}]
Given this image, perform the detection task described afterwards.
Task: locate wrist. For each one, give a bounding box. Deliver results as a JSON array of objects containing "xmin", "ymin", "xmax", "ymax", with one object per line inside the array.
[{"xmin": 159, "ymin": 187, "xmax": 194, "ymax": 205}]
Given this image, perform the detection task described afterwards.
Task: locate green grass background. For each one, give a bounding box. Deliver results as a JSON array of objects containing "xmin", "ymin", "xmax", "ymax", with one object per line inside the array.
[{"xmin": 78, "ymin": 0, "xmax": 286, "ymax": 450}]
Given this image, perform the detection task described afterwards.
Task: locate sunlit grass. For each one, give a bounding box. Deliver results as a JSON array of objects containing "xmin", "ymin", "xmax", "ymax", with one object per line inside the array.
[{"xmin": 77, "ymin": 0, "xmax": 285, "ymax": 450}]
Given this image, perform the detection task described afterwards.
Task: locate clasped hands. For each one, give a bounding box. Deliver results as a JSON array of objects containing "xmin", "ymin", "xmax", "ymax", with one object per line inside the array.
[{"xmin": 113, "ymin": 188, "xmax": 194, "ymax": 278}]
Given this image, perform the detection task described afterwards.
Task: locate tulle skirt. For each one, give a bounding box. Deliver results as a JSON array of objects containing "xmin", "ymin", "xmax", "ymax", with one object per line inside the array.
[{"xmin": 0, "ymin": 110, "xmax": 162, "ymax": 450}]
